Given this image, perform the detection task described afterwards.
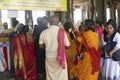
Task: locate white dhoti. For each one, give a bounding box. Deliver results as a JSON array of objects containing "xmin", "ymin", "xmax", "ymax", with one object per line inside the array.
[{"xmin": 45, "ymin": 57, "xmax": 68, "ymax": 80}]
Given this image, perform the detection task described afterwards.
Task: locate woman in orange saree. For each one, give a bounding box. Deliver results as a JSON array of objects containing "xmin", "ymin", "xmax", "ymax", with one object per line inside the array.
[
  {"xmin": 63, "ymin": 22, "xmax": 78, "ymax": 80},
  {"xmin": 13, "ymin": 25, "xmax": 37, "ymax": 80},
  {"xmin": 76, "ymin": 19, "xmax": 101, "ymax": 80}
]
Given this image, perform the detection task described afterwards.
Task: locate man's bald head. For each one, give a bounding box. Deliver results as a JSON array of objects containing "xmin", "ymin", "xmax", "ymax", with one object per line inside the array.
[{"xmin": 49, "ymin": 15, "xmax": 59, "ymax": 26}]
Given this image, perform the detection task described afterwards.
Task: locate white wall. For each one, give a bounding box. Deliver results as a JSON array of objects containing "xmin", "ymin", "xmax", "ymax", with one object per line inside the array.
[
  {"xmin": 1, "ymin": 10, "xmax": 46, "ymax": 28},
  {"xmin": 32, "ymin": 11, "xmax": 46, "ymax": 25}
]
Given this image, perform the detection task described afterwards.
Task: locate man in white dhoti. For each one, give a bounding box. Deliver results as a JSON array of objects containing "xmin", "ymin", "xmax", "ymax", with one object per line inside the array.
[{"xmin": 39, "ymin": 15, "xmax": 70, "ymax": 80}]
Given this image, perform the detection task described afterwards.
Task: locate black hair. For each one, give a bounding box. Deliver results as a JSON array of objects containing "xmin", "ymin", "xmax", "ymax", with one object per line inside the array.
[
  {"xmin": 23, "ymin": 25, "xmax": 29, "ymax": 45},
  {"xmin": 17, "ymin": 25, "xmax": 29, "ymax": 45},
  {"xmin": 69, "ymin": 32, "xmax": 74, "ymax": 40},
  {"xmin": 78, "ymin": 22, "xmax": 84, "ymax": 31},
  {"xmin": 95, "ymin": 20, "xmax": 100, "ymax": 24},
  {"xmin": 99, "ymin": 21, "xmax": 103, "ymax": 27},
  {"xmin": 12, "ymin": 20, "xmax": 19, "ymax": 28},
  {"xmin": 63, "ymin": 22, "xmax": 74, "ymax": 40},
  {"xmin": 106, "ymin": 19, "xmax": 116, "ymax": 29},
  {"xmin": 63, "ymin": 22, "xmax": 73, "ymax": 32},
  {"xmin": 83, "ymin": 19, "xmax": 95, "ymax": 31}
]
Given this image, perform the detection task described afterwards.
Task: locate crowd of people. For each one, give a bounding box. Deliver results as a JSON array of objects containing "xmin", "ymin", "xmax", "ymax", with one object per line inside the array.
[{"xmin": 0, "ymin": 14, "xmax": 120, "ymax": 80}]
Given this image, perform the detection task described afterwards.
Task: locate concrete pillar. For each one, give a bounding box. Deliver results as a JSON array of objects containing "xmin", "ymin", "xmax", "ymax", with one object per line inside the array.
[
  {"xmin": 117, "ymin": 8, "xmax": 120, "ymax": 24},
  {"xmin": 82, "ymin": 7, "xmax": 87, "ymax": 20},
  {"xmin": 87, "ymin": 5, "xmax": 91, "ymax": 19},
  {"xmin": 60, "ymin": 12, "xmax": 67, "ymax": 24},
  {"xmin": 102, "ymin": 0, "xmax": 107, "ymax": 24},
  {"xmin": 25, "ymin": 10, "xmax": 33, "ymax": 28},
  {"xmin": 95, "ymin": 0, "xmax": 102, "ymax": 20},
  {"xmin": 0, "ymin": 10, "xmax": 2, "ymax": 27},
  {"xmin": 53, "ymin": 0, "xmax": 74, "ymax": 24},
  {"xmin": 65, "ymin": 0, "xmax": 74, "ymax": 22},
  {"xmin": 90, "ymin": 0, "xmax": 95, "ymax": 20},
  {"xmin": 109, "ymin": 1, "xmax": 117, "ymax": 22}
]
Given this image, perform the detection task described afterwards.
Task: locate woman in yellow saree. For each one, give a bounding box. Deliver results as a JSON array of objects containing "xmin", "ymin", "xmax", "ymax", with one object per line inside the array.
[
  {"xmin": 63, "ymin": 22, "xmax": 78, "ymax": 80},
  {"xmin": 76, "ymin": 19, "xmax": 101, "ymax": 80}
]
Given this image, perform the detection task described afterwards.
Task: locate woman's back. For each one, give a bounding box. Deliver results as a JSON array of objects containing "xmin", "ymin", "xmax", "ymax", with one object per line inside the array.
[{"xmin": 82, "ymin": 30, "xmax": 99, "ymax": 50}]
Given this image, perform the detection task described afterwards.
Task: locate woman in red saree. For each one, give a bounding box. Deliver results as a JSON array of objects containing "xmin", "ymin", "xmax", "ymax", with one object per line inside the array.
[{"xmin": 13, "ymin": 24, "xmax": 37, "ymax": 80}]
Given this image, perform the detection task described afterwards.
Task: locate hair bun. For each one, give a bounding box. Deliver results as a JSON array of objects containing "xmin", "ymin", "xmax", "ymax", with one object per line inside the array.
[{"xmin": 83, "ymin": 19, "xmax": 94, "ymax": 29}]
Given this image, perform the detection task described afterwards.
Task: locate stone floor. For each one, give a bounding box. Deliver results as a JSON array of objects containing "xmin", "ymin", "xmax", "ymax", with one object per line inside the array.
[{"xmin": 0, "ymin": 71, "xmax": 15, "ymax": 80}]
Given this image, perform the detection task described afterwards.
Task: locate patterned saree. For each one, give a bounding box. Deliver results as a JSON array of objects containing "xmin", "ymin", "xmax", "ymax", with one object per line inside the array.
[
  {"xmin": 13, "ymin": 33, "xmax": 37, "ymax": 80},
  {"xmin": 76, "ymin": 30, "xmax": 100, "ymax": 80},
  {"xmin": 66, "ymin": 31, "xmax": 78, "ymax": 80}
]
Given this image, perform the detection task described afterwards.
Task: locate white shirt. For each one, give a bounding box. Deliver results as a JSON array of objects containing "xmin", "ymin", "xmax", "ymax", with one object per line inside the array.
[
  {"xmin": 113, "ymin": 32, "xmax": 120, "ymax": 51},
  {"xmin": 102, "ymin": 32, "xmax": 120, "ymax": 58},
  {"xmin": 39, "ymin": 25, "xmax": 70, "ymax": 58}
]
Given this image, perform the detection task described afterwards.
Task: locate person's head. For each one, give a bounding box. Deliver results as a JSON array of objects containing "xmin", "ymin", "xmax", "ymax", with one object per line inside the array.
[
  {"xmin": 49, "ymin": 15, "xmax": 59, "ymax": 26},
  {"xmin": 83, "ymin": 19, "xmax": 95, "ymax": 31},
  {"xmin": 105, "ymin": 19, "xmax": 116, "ymax": 34},
  {"xmin": 16, "ymin": 23, "xmax": 24, "ymax": 34},
  {"xmin": 43, "ymin": 16, "xmax": 48, "ymax": 26},
  {"xmin": 17, "ymin": 25, "xmax": 29, "ymax": 44},
  {"xmin": 63, "ymin": 22, "xmax": 74, "ymax": 32},
  {"xmin": 23, "ymin": 25, "xmax": 29, "ymax": 33},
  {"xmin": 99, "ymin": 21, "xmax": 103, "ymax": 27},
  {"xmin": 95, "ymin": 20, "xmax": 100, "ymax": 27},
  {"xmin": 37, "ymin": 17, "xmax": 43, "ymax": 25},
  {"xmin": 3, "ymin": 22, "xmax": 8, "ymax": 29},
  {"xmin": 64, "ymin": 22, "xmax": 75, "ymax": 39},
  {"xmin": 12, "ymin": 20, "xmax": 19, "ymax": 28}
]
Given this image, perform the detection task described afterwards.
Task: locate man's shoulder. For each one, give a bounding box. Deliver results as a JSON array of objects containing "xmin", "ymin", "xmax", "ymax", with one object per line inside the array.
[
  {"xmin": 3, "ymin": 28, "xmax": 14, "ymax": 34},
  {"xmin": 42, "ymin": 28, "xmax": 49, "ymax": 33},
  {"xmin": 36, "ymin": 25, "xmax": 48, "ymax": 30}
]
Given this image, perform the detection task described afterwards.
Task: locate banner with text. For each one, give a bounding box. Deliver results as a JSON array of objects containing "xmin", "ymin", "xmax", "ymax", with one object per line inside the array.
[{"xmin": 0, "ymin": 0, "xmax": 67, "ymax": 11}]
